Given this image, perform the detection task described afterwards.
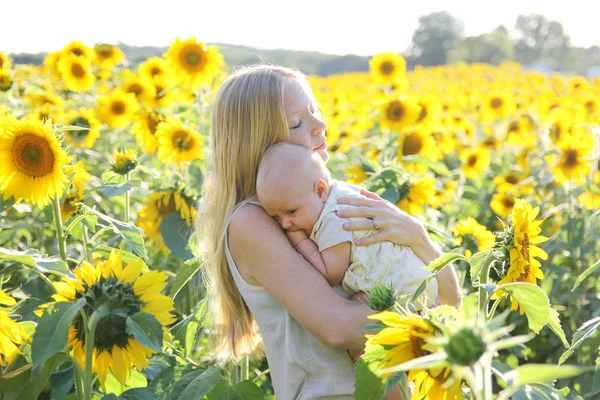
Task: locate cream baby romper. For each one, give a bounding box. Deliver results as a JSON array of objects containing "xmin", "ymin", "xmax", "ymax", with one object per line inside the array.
[{"xmin": 310, "ymin": 180, "xmax": 439, "ymax": 308}]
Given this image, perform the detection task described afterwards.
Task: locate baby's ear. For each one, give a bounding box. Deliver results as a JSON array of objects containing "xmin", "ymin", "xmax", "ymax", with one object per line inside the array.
[{"xmin": 315, "ymin": 179, "xmax": 329, "ymax": 201}]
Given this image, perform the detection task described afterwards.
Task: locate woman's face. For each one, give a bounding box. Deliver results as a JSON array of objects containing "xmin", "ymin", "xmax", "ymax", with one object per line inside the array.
[{"xmin": 281, "ymin": 79, "xmax": 329, "ymax": 163}]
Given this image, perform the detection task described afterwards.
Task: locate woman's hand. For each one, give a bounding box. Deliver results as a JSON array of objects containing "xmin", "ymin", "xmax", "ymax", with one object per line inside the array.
[{"xmin": 336, "ymin": 187, "xmax": 429, "ymax": 250}]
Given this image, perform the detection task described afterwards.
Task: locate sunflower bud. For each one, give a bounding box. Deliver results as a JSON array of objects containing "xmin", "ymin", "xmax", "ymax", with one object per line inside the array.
[
  {"xmin": 111, "ymin": 149, "xmax": 137, "ymax": 175},
  {"xmin": 444, "ymin": 327, "xmax": 486, "ymax": 366},
  {"xmin": 366, "ymin": 282, "xmax": 398, "ymax": 312},
  {"xmin": 0, "ymin": 68, "xmax": 14, "ymax": 92}
]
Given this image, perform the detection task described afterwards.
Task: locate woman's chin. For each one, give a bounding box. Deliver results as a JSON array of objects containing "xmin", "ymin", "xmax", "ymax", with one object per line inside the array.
[{"xmin": 317, "ymin": 148, "xmax": 329, "ymax": 163}]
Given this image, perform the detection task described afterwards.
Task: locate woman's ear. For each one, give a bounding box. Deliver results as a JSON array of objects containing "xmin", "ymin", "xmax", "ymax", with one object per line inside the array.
[{"xmin": 314, "ymin": 179, "xmax": 329, "ymax": 201}]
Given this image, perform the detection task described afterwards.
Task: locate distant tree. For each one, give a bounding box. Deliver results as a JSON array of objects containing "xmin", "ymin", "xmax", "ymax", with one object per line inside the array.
[
  {"xmin": 408, "ymin": 11, "xmax": 465, "ymax": 66},
  {"xmin": 449, "ymin": 25, "xmax": 514, "ymax": 65},
  {"xmin": 514, "ymin": 14, "xmax": 570, "ymax": 68}
]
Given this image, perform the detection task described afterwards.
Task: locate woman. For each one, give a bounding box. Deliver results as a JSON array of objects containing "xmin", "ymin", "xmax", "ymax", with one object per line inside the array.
[{"xmin": 197, "ymin": 64, "xmax": 461, "ymax": 399}]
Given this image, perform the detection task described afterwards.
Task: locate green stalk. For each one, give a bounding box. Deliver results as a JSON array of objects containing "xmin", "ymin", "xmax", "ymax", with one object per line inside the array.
[
  {"xmin": 84, "ymin": 307, "xmax": 108, "ymax": 400},
  {"xmin": 124, "ymin": 172, "xmax": 131, "ymax": 223},
  {"xmin": 65, "ymin": 354, "xmax": 85, "ymax": 400},
  {"xmin": 82, "ymin": 224, "xmax": 91, "ymax": 262},
  {"xmin": 52, "ymin": 194, "xmax": 67, "ymax": 262},
  {"xmin": 242, "ymin": 355, "xmax": 249, "ymax": 381},
  {"xmin": 478, "ymin": 254, "xmax": 496, "ymax": 321}
]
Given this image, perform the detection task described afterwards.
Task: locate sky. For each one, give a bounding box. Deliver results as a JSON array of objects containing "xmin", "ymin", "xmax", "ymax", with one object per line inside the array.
[{"xmin": 1, "ymin": 0, "xmax": 599, "ymax": 56}]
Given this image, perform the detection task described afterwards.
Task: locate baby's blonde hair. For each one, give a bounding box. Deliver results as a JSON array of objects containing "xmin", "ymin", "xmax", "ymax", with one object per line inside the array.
[{"xmin": 256, "ymin": 143, "xmax": 331, "ymax": 200}]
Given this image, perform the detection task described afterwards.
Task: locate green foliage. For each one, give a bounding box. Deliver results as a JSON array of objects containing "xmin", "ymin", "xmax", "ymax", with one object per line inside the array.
[
  {"xmin": 207, "ymin": 380, "xmax": 265, "ymax": 400},
  {"xmin": 125, "ymin": 312, "xmax": 164, "ymax": 353}
]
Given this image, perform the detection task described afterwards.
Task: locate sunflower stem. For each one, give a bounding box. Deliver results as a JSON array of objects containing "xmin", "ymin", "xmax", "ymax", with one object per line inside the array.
[
  {"xmin": 82, "ymin": 224, "xmax": 91, "ymax": 262},
  {"xmin": 242, "ymin": 355, "xmax": 249, "ymax": 381},
  {"xmin": 52, "ymin": 193, "xmax": 68, "ymax": 263},
  {"xmin": 124, "ymin": 172, "xmax": 131, "ymax": 223},
  {"xmin": 65, "ymin": 354, "xmax": 86, "ymax": 400},
  {"xmin": 84, "ymin": 307, "xmax": 109, "ymax": 400},
  {"xmin": 478, "ymin": 253, "xmax": 496, "ymax": 321}
]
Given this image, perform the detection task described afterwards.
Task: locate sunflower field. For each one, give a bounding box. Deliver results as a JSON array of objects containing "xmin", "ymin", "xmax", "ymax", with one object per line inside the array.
[{"xmin": 0, "ymin": 39, "xmax": 599, "ymax": 400}]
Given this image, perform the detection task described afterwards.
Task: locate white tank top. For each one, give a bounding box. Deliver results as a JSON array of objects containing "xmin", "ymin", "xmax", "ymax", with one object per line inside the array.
[{"xmin": 225, "ymin": 204, "xmax": 356, "ymax": 399}]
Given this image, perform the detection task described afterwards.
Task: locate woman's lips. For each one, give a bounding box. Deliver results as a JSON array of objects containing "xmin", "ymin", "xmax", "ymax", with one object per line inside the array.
[{"xmin": 314, "ymin": 142, "xmax": 327, "ymax": 151}]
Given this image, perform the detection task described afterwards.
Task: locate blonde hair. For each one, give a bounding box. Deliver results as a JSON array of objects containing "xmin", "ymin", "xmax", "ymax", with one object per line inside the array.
[
  {"xmin": 197, "ymin": 65, "xmax": 313, "ymax": 361},
  {"xmin": 256, "ymin": 143, "xmax": 332, "ymax": 202}
]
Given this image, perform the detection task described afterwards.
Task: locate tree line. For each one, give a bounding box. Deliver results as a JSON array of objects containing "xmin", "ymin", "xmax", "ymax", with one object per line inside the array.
[{"xmin": 10, "ymin": 12, "xmax": 600, "ymax": 77}]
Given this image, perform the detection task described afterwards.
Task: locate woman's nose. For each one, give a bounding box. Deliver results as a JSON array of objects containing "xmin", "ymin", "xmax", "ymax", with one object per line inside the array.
[{"xmin": 312, "ymin": 117, "xmax": 327, "ymax": 136}]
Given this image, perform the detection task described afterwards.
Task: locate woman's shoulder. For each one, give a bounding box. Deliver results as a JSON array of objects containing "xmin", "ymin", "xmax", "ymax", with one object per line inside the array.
[{"xmin": 229, "ymin": 201, "xmax": 284, "ymax": 246}]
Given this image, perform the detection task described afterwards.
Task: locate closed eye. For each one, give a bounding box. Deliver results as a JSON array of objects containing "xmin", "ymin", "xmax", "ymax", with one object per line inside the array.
[{"xmin": 287, "ymin": 210, "xmax": 296, "ymax": 215}]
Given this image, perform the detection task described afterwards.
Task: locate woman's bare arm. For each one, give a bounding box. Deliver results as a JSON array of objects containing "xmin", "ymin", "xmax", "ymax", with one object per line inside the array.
[{"xmin": 228, "ymin": 204, "xmax": 373, "ymax": 350}]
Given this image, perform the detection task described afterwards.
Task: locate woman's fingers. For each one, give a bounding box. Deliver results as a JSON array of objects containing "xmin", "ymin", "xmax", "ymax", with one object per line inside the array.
[
  {"xmin": 359, "ymin": 188, "xmax": 383, "ymax": 201},
  {"xmin": 355, "ymin": 231, "xmax": 386, "ymax": 247},
  {"xmin": 342, "ymin": 218, "xmax": 378, "ymax": 231}
]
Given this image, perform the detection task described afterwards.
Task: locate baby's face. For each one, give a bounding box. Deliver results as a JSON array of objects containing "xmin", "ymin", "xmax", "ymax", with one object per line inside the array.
[{"xmin": 260, "ymin": 178, "xmax": 327, "ymax": 235}]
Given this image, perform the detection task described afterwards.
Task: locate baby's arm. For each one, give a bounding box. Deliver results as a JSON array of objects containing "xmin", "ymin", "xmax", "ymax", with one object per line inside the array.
[{"xmin": 286, "ymin": 231, "xmax": 350, "ymax": 286}]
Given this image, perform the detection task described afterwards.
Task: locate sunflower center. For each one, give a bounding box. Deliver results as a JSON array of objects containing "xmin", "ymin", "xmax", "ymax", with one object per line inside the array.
[
  {"xmin": 519, "ymin": 233, "xmax": 531, "ymax": 279},
  {"xmin": 127, "ymin": 83, "xmax": 143, "ymax": 96},
  {"xmin": 69, "ymin": 117, "xmax": 91, "ymax": 143},
  {"xmin": 71, "ymin": 63, "xmax": 85, "ymax": 78},
  {"xmin": 402, "ymin": 132, "xmax": 424, "ymax": 156},
  {"xmin": 147, "ymin": 113, "xmax": 162, "ymax": 135},
  {"xmin": 111, "ymin": 101, "xmax": 126, "ymax": 115},
  {"xmin": 502, "ymin": 196, "xmax": 515, "ymax": 208},
  {"xmin": 386, "ymin": 101, "xmax": 406, "ymax": 122},
  {"xmin": 467, "ymin": 154, "xmax": 478, "ymax": 167},
  {"xmin": 418, "ymin": 105, "xmax": 428, "ymax": 122},
  {"xmin": 181, "ymin": 46, "xmax": 206, "ymax": 70},
  {"xmin": 155, "ymin": 85, "xmax": 166, "ymax": 100},
  {"xmin": 171, "ymin": 130, "xmax": 194, "ymax": 151},
  {"xmin": 150, "ymin": 67, "xmax": 162, "ymax": 76},
  {"xmin": 409, "ymin": 327, "xmax": 427, "ymax": 358},
  {"xmin": 483, "ymin": 137, "xmax": 497, "ymax": 149},
  {"xmin": 505, "ymin": 174, "xmax": 519, "ymax": 184},
  {"xmin": 563, "ymin": 149, "xmax": 579, "ymax": 168},
  {"xmin": 585, "ymin": 100, "xmax": 595, "ymax": 113},
  {"xmin": 490, "ymin": 97, "xmax": 503, "ymax": 109},
  {"xmin": 96, "ymin": 45, "xmax": 115, "ymax": 59},
  {"xmin": 379, "ymin": 61, "xmax": 395, "ymax": 75},
  {"xmin": 12, "ymin": 134, "xmax": 55, "ymax": 177},
  {"xmin": 71, "ymin": 48, "xmax": 84, "ymax": 57}
]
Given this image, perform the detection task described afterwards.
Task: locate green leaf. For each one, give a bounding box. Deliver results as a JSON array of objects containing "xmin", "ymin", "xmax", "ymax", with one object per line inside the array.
[
  {"xmin": 95, "ymin": 180, "xmax": 141, "ymax": 197},
  {"xmin": 0, "ymin": 248, "xmax": 74, "ymax": 279},
  {"xmin": 102, "ymin": 395, "xmax": 119, "ymax": 400},
  {"xmin": 403, "ymin": 155, "xmax": 451, "ymax": 177},
  {"xmin": 469, "ymin": 251, "xmax": 492, "ymax": 287},
  {"xmin": 0, "ymin": 353, "xmax": 72, "ymax": 400},
  {"xmin": 0, "ymin": 195, "xmax": 15, "ymax": 212},
  {"xmin": 411, "ymin": 276, "xmax": 436, "ymax": 303},
  {"xmin": 104, "ymin": 368, "xmax": 147, "ymax": 396},
  {"xmin": 510, "ymin": 383, "xmax": 570, "ymax": 400},
  {"xmin": 354, "ymin": 343, "xmax": 387, "ymax": 400},
  {"xmin": 172, "ymin": 367, "xmax": 221, "ymax": 400},
  {"xmin": 559, "ymin": 316, "xmax": 600, "ymax": 364},
  {"xmin": 380, "ymin": 187, "xmax": 400, "ymax": 204},
  {"xmin": 572, "ymin": 258, "xmax": 600, "ymax": 291},
  {"xmin": 504, "ymin": 364, "xmax": 593, "ymax": 388},
  {"xmin": 207, "ymin": 380, "xmax": 265, "ymax": 400},
  {"xmin": 589, "ymin": 356, "xmax": 600, "ymax": 398},
  {"xmin": 160, "ymin": 211, "xmax": 194, "ymax": 260},
  {"xmin": 547, "ymin": 307, "xmax": 569, "ymax": 349},
  {"xmin": 125, "ymin": 312, "xmax": 164, "ymax": 353},
  {"xmin": 119, "ymin": 388, "xmax": 158, "ymax": 400},
  {"xmin": 86, "ymin": 207, "xmax": 148, "ymax": 259},
  {"xmin": 494, "ymin": 283, "xmax": 550, "ymax": 333},
  {"xmin": 12, "ymin": 297, "xmax": 46, "ymax": 321},
  {"xmin": 32, "ymin": 298, "xmax": 86, "ymax": 372},
  {"xmin": 424, "ymin": 250, "xmax": 469, "ymax": 273}
]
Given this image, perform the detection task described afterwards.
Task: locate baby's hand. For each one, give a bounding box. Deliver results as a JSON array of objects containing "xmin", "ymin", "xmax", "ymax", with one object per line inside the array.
[{"xmin": 286, "ymin": 230, "xmax": 309, "ymax": 248}]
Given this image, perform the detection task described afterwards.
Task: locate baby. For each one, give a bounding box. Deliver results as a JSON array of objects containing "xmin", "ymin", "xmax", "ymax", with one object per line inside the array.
[{"xmin": 256, "ymin": 143, "xmax": 439, "ymax": 308}]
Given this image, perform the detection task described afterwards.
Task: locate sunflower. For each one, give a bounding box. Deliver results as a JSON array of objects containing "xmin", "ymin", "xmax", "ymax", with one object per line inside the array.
[
  {"xmin": 0, "ymin": 117, "xmax": 70, "ymax": 206},
  {"xmin": 137, "ymin": 190, "xmax": 196, "ymax": 254},
  {"xmin": 492, "ymin": 199, "xmax": 548, "ymax": 314},
  {"xmin": 61, "ymin": 40, "xmax": 94, "ymax": 61},
  {"xmin": 460, "ymin": 148, "xmax": 491, "ymax": 179},
  {"xmin": 366, "ymin": 311, "xmax": 462, "ymax": 399},
  {"xmin": 397, "ymin": 129, "xmax": 442, "ymax": 173},
  {"xmin": 396, "ymin": 176, "xmax": 437, "ymax": 216},
  {"xmin": 415, "ymin": 94, "xmax": 442, "ymax": 129},
  {"xmin": 0, "ymin": 289, "xmax": 31, "ymax": 366},
  {"xmin": 480, "ymin": 92, "xmax": 516, "ymax": 122},
  {"xmin": 0, "ymin": 52, "xmax": 12, "ymax": 69},
  {"xmin": 164, "ymin": 37, "xmax": 223, "ymax": 87},
  {"xmin": 147, "ymin": 75, "xmax": 177, "ymax": 109},
  {"xmin": 378, "ymin": 95, "xmax": 422, "ymax": 132},
  {"xmin": 45, "ymin": 250, "xmax": 175, "ymax": 387},
  {"xmin": 452, "ymin": 217, "xmax": 496, "ymax": 258},
  {"xmin": 493, "ymin": 171, "xmax": 534, "ymax": 196},
  {"xmin": 57, "ymin": 54, "xmax": 95, "ymax": 92},
  {"xmin": 96, "ymin": 90, "xmax": 140, "ymax": 129},
  {"xmin": 132, "ymin": 111, "xmax": 164, "ymax": 155},
  {"xmin": 345, "ymin": 164, "xmax": 368, "ymax": 184},
  {"xmin": 137, "ymin": 57, "xmax": 169, "ymax": 82},
  {"xmin": 0, "ymin": 68, "xmax": 13, "ymax": 91},
  {"xmin": 93, "ymin": 43, "xmax": 125, "ymax": 68},
  {"xmin": 552, "ymin": 129, "xmax": 593, "ymax": 184},
  {"xmin": 578, "ymin": 171, "xmax": 600, "ymax": 210},
  {"xmin": 62, "ymin": 108, "xmax": 101, "ymax": 149},
  {"xmin": 121, "ymin": 71, "xmax": 156, "ymax": 104},
  {"xmin": 60, "ymin": 189, "xmax": 83, "ymax": 221},
  {"xmin": 64, "ymin": 161, "xmax": 91, "ymax": 191},
  {"xmin": 112, "ymin": 149, "xmax": 137, "ymax": 175},
  {"xmin": 490, "ymin": 192, "xmax": 516, "ymax": 218},
  {"xmin": 369, "ymin": 53, "xmax": 406, "ymax": 86},
  {"xmin": 155, "ymin": 117, "xmax": 204, "ymax": 165}
]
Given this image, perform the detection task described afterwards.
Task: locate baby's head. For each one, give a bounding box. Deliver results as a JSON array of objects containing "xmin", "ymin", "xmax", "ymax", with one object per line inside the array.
[{"xmin": 257, "ymin": 143, "xmax": 331, "ymax": 234}]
